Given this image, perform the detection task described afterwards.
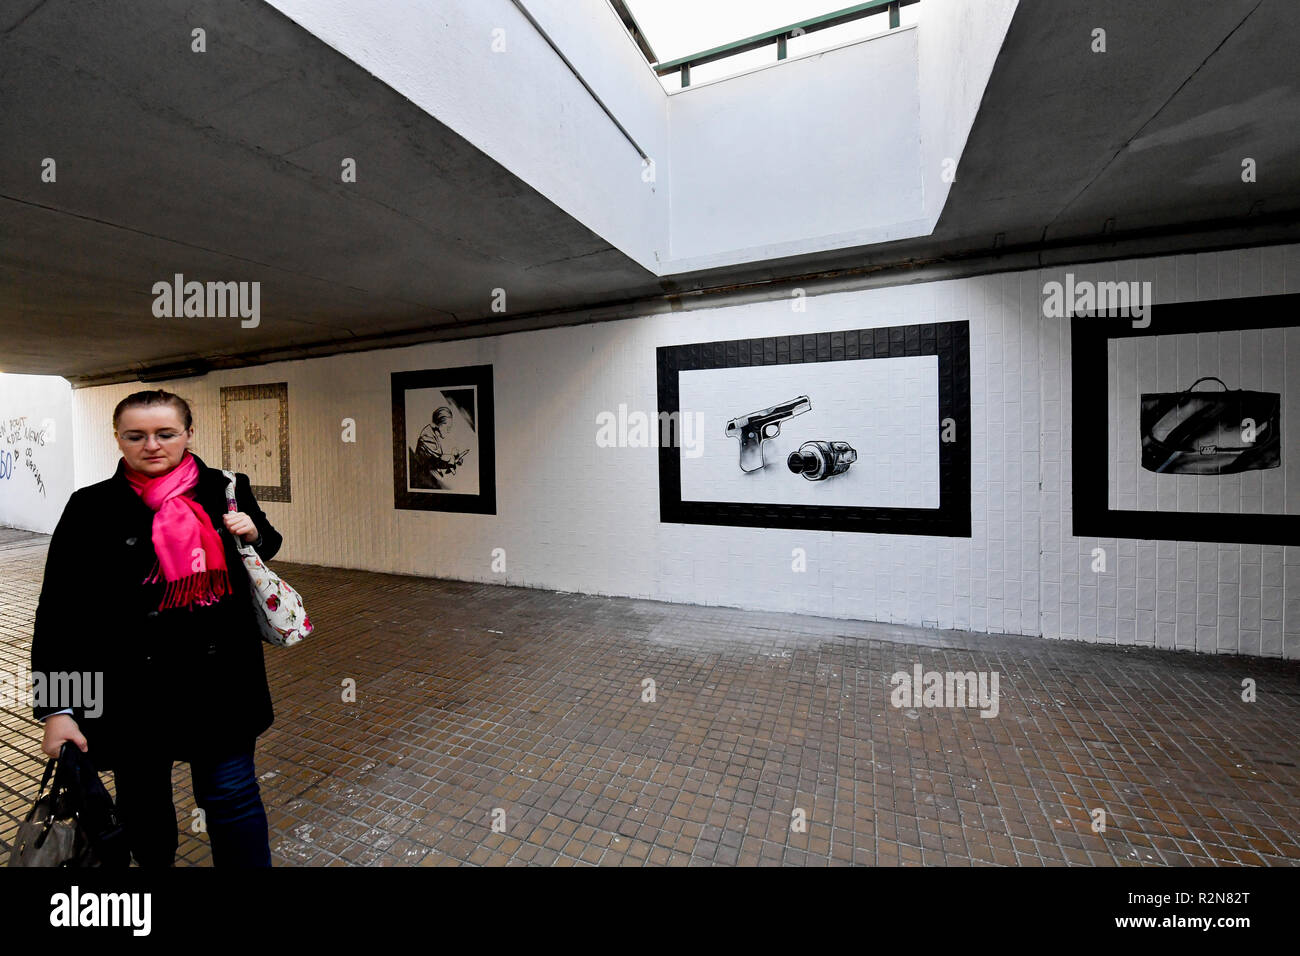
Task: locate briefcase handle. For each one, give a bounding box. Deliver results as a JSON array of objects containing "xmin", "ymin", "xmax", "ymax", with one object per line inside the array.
[{"xmin": 1185, "ymin": 376, "xmax": 1231, "ymax": 392}]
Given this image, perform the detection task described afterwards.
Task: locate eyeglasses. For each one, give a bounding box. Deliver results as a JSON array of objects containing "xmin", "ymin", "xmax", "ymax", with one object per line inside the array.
[{"xmin": 117, "ymin": 431, "xmax": 187, "ymax": 444}]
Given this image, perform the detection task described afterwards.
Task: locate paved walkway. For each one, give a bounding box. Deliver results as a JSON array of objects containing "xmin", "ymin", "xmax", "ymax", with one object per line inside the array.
[{"xmin": 2, "ymin": 530, "xmax": 1297, "ymax": 866}]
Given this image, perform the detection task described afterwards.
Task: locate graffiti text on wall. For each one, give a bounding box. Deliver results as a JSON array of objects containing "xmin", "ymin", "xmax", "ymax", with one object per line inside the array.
[{"xmin": 1, "ymin": 416, "xmax": 50, "ymax": 497}]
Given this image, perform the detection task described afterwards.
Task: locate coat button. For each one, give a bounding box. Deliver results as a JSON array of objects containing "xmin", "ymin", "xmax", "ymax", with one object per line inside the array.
[{"xmin": 125, "ymin": 536, "xmax": 138, "ymax": 546}]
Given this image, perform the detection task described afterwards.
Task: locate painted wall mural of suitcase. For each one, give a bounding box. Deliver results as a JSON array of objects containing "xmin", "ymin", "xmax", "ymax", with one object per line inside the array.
[{"xmin": 1140, "ymin": 376, "xmax": 1281, "ymax": 475}]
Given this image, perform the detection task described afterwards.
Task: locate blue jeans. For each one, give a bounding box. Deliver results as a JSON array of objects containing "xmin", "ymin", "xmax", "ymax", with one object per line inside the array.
[{"xmin": 113, "ymin": 747, "xmax": 272, "ymax": 867}]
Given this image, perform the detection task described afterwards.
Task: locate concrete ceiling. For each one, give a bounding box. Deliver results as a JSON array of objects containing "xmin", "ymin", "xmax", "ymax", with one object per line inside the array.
[
  {"xmin": 938, "ymin": 0, "xmax": 1297, "ymax": 244},
  {"xmin": 0, "ymin": 0, "xmax": 665, "ymax": 385},
  {"xmin": 3, "ymin": 0, "xmax": 1299, "ymax": 386}
]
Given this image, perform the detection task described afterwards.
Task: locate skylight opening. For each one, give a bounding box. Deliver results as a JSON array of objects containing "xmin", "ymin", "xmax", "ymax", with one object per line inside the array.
[{"xmin": 620, "ymin": 0, "xmax": 920, "ymax": 91}]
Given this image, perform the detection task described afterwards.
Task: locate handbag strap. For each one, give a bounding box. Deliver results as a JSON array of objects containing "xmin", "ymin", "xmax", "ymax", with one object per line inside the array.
[
  {"xmin": 26, "ymin": 756, "xmax": 59, "ymax": 834},
  {"xmin": 51, "ymin": 741, "xmax": 84, "ymax": 810},
  {"xmin": 220, "ymin": 469, "xmax": 238, "ymax": 513},
  {"xmin": 33, "ymin": 742, "xmax": 81, "ymax": 834},
  {"xmin": 221, "ymin": 469, "xmax": 260, "ymax": 557},
  {"xmin": 38, "ymin": 755, "xmax": 57, "ymax": 796},
  {"xmin": 1185, "ymin": 376, "xmax": 1231, "ymax": 392}
]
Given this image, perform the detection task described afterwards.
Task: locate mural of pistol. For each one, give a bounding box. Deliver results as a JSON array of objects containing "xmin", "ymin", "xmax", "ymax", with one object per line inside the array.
[{"xmin": 724, "ymin": 396, "xmax": 812, "ymax": 472}]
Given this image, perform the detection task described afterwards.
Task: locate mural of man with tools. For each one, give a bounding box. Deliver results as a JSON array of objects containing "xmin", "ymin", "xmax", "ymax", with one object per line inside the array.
[{"xmin": 411, "ymin": 405, "xmax": 470, "ymax": 488}]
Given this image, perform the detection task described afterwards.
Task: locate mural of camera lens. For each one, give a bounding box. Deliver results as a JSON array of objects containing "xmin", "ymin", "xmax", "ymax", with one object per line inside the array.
[{"xmin": 786, "ymin": 440, "xmax": 858, "ymax": 480}]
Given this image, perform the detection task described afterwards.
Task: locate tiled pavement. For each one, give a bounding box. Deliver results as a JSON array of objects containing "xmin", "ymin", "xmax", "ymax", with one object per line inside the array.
[{"xmin": 2, "ymin": 528, "xmax": 1298, "ymax": 866}]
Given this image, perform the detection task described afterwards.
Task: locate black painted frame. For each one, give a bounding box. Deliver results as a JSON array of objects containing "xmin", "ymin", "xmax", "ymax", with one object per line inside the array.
[
  {"xmin": 1071, "ymin": 292, "xmax": 1299, "ymax": 545},
  {"xmin": 391, "ymin": 364, "xmax": 496, "ymax": 514},
  {"xmin": 657, "ymin": 321, "xmax": 971, "ymax": 536}
]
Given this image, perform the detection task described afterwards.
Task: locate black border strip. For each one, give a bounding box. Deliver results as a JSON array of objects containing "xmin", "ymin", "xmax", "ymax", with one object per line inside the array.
[
  {"xmin": 657, "ymin": 322, "xmax": 971, "ymax": 536},
  {"xmin": 391, "ymin": 364, "xmax": 497, "ymax": 515},
  {"xmin": 1071, "ymin": 292, "xmax": 1299, "ymax": 545}
]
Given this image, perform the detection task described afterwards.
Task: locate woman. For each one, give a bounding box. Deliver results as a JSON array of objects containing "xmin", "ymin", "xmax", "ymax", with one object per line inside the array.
[{"xmin": 31, "ymin": 389, "xmax": 282, "ymax": 867}]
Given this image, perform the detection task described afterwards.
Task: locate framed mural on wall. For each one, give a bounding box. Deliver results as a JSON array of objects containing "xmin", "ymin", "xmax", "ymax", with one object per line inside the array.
[
  {"xmin": 391, "ymin": 364, "xmax": 496, "ymax": 514},
  {"xmin": 220, "ymin": 383, "xmax": 290, "ymax": 502},
  {"xmin": 656, "ymin": 322, "xmax": 971, "ymax": 536},
  {"xmin": 1072, "ymin": 292, "xmax": 1300, "ymax": 545}
]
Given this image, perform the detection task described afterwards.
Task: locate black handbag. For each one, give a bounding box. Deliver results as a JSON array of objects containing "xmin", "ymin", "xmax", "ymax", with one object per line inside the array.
[
  {"xmin": 1140, "ymin": 376, "xmax": 1281, "ymax": 475},
  {"xmin": 7, "ymin": 742, "xmax": 131, "ymax": 868}
]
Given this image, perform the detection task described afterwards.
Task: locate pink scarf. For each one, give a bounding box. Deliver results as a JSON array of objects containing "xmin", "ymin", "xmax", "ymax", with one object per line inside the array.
[{"xmin": 124, "ymin": 451, "xmax": 230, "ymax": 611}]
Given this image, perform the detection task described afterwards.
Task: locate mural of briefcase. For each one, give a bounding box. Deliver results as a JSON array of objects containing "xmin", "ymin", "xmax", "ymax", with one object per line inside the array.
[{"xmin": 1140, "ymin": 376, "xmax": 1281, "ymax": 475}]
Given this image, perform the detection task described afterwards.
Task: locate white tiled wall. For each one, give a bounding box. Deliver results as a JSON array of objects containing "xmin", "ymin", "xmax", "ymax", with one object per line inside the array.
[
  {"xmin": 65, "ymin": 243, "xmax": 1300, "ymax": 658},
  {"xmin": 1043, "ymin": 246, "xmax": 1300, "ymax": 659}
]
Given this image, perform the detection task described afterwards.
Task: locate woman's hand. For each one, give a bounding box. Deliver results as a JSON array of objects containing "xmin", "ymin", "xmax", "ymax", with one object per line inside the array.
[
  {"xmin": 223, "ymin": 511, "xmax": 260, "ymax": 543},
  {"xmin": 42, "ymin": 713, "xmax": 88, "ymax": 758}
]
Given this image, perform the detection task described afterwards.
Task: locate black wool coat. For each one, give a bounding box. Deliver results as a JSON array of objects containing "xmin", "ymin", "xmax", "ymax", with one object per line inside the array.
[{"xmin": 30, "ymin": 451, "xmax": 283, "ymax": 771}]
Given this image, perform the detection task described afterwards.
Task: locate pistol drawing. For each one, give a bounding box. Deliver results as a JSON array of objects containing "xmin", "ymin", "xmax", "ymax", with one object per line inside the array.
[{"xmin": 724, "ymin": 395, "xmax": 812, "ymax": 472}]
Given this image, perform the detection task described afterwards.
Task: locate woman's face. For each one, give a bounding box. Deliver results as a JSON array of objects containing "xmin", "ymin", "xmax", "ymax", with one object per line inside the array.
[{"xmin": 115, "ymin": 406, "xmax": 192, "ymax": 476}]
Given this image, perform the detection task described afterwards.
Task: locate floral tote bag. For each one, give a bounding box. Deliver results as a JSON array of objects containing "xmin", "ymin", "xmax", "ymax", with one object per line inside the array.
[{"xmin": 222, "ymin": 470, "xmax": 313, "ymax": 647}]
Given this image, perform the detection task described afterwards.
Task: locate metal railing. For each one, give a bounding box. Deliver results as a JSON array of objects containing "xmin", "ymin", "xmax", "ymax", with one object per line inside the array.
[{"xmin": 652, "ymin": 0, "xmax": 920, "ymax": 87}]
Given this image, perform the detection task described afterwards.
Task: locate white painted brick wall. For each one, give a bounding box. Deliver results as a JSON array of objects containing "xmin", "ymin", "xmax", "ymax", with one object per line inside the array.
[{"xmin": 58, "ymin": 242, "xmax": 1300, "ymax": 658}]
